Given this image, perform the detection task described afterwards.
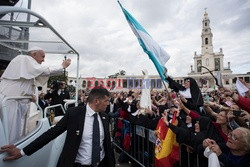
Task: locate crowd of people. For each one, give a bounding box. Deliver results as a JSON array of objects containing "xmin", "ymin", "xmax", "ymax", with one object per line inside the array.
[
  {"xmin": 105, "ymin": 76, "xmax": 250, "ymax": 167},
  {"xmin": 0, "ymin": 47, "xmax": 250, "ymax": 167}
]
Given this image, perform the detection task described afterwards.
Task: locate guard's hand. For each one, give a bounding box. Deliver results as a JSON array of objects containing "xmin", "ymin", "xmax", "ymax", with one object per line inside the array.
[
  {"xmin": 0, "ymin": 144, "xmax": 22, "ymax": 161},
  {"xmin": 62, "ymin": 58, "xmax": 71, "ymax": 68},
  {"xmin": 31, "ymin": 94, "xmax": 37, "ymax": 103}
]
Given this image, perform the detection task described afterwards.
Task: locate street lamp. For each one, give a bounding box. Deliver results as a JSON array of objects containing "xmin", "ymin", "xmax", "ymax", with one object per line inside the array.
[{"xmin": 199, "ymin": 65, "xmax": 219, "ymax": 86}]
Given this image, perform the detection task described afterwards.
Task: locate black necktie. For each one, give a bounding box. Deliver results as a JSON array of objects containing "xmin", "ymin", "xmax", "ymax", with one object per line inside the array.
[{"xmin": 92, "ymin": 113, "xmax": 100, "ymax": 167}]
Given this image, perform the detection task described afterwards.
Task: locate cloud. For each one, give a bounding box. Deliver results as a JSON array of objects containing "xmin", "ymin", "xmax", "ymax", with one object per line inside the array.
[{"xmin": 16, "ymin": 0, "xmax": 250, "ymax": 77}]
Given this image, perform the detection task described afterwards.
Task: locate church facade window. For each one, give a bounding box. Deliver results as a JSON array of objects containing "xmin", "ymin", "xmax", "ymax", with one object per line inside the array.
[
  {"xmin": 197, "ymin": 60, "xmax": 202, "ymax": 72},
  {"xmin": 205, "ymin": 38, "xmax": 208, "ymax": 45},
  {"xmin": 225, "ymin": 80, "xmax": 229, "ymax": 85},
  {"xmin": 214, "ymin": 58, "xmax": 220, "ymax": 71},
  {"xmin": 206, "ymin": 58, "xmax": 209, "ymax": 66}
]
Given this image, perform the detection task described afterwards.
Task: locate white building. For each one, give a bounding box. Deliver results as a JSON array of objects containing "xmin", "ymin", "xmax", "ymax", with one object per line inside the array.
[
  {"xmin": 68, "ymin": 11, "xmax": 250, "ymax": 92},
  {"xmin": 188, "ymin": 11, "xmax": 234, "ymax": 91}
]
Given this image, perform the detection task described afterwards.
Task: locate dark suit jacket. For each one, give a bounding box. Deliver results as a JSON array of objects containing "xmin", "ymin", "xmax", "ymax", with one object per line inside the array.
[
  {"xmin": 38, "ymin": 98, "xmax": 48, "ymax": 111},
  {"xmin": 45, "ymin": 89, "xmax": 71, "ymax": 115},
  {"xmin": 23, "ymin": 106, "xmax": 115, "ymax": 167}
]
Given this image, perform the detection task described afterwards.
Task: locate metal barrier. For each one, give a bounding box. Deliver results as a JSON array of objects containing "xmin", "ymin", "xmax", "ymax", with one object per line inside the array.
[
  {"xmin": 110, "ymin": 118, "xmax": 225, "ymax": 167},
  {"xmin": 178, "ymin": 143, "xmax": 200, "ymax": 167},
  {"xmin": 111, "ymin": 118, "xmax": 156, "ymax": 167},
  {"xmin": 178, "ymin": 143, "xmax": 225, "ymax": 167}
]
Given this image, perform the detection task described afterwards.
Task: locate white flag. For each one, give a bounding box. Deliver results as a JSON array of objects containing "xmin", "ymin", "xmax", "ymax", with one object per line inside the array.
[{"xmin": 236, "ymin": 78, "xmax": 249, "ymax": 96}]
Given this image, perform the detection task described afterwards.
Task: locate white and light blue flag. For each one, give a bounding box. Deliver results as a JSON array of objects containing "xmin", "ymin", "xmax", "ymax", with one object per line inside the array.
[{"xmin": 118, "ymin": 1, "xmax": 170, "ymax": 81}]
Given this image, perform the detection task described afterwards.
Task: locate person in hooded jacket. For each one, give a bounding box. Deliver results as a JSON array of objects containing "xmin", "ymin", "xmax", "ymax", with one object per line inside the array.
[{"xmin": 163, "ymin": 111, "xmax": 224, "ymax": 167}]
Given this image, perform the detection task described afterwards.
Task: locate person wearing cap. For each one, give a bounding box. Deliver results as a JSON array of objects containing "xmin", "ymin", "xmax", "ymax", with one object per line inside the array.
[{"xmin": 0, "ymin": 46, "xmax": 71, "ymax": 143}]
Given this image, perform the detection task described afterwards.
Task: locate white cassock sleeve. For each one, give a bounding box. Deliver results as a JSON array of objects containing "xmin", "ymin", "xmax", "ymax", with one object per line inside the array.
[
  {"xmin": 2, "ymin": 55, "xmax": 63, "ymax": 86},
  {"xmin": 36, "ymin": 66, "xmax": 63, "ymax": 85}
]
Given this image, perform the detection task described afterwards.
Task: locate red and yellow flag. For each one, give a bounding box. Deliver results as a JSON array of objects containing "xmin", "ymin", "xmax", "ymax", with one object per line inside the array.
[{"xmin": 154, "ymin": 113, "xmax": 179, "ymax": 167}]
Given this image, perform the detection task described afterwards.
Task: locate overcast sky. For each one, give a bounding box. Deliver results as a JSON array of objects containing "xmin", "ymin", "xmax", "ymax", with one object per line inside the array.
[{"xmin": 16, "ymin": 0, "xmax": 250, "ymax": 78}]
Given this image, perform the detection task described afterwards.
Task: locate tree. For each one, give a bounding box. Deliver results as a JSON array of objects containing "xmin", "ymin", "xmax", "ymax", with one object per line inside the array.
[
  {"xmin": 48, "ymin": 72, "xmax": 68, "ymax": 89},
  {"xmin": 120, "ymin": 70, "xmax": 126, "ymax": 75},
  {"xmin": 108, "ymin": 70, "xmax": 126, "ymax": 78}
]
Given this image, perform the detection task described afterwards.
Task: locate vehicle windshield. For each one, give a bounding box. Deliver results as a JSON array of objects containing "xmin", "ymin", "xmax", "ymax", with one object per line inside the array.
[{"xmin": 0, "ymin": 6, "xmax": 77, "ymax": 55}]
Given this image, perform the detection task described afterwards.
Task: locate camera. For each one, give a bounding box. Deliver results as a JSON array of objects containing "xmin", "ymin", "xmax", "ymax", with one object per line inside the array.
[
  {"xmin": 233, "ymin": 110, "xmax": 242, "ymax": 117},
  {"xmin": 52, "ymin": 81, "xmax": 60, "ymax": 90},
  {"xmin": 51, "ymin": 80, "xmax": 66, "ymax": 90}
]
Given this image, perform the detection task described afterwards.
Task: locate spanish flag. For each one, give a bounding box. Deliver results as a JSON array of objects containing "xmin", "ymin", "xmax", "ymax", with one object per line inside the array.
[{"xmin": 154, "ymin": 113, "xmax": 179, "ymax": 167}]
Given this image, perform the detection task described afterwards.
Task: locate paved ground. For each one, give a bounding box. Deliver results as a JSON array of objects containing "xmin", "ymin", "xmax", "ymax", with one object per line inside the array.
[{"xmin": 115, "ymin": 151, "xmax": 132, "ymax": 167}]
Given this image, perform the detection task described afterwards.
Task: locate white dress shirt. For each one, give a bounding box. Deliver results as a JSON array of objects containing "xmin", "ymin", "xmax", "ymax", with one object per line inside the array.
[{"xmin": 75, "ymin": 104, "xmax": 105, "ymax": 165}]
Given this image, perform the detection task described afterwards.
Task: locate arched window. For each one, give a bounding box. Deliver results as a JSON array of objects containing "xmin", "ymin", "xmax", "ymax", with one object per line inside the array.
[
  {"xmin": 112, "ymin": 81, "xmax": 116, "ymax": 87},
  {"xmin": 197, "ymin": 60, "xmax": 202, "ymax": 72},
  {"xmin": 205, "ymin": 38, "xmax": 208, "ymax": 45},
  {"xmin": 206, "ymin": 58, "xmax": 209, "ymax": 66},
  {"xmin": 100, "ymin": 81, "xmax": 104, "ymax": 87},
  {"xmin": 214, "ymin": 58, "xmax": 220, "ymax": 71},
  {"xmin": 87, "ymin": 81, "xmax": 91, "ymax": 88},
  {"xmin": 82, "ymin": 80, "xmax": 86, "ymax": 88},
  {"xmin": 107, "ymin": 81, "xmax": 111, "ymax": 87},
  {"xmin": 151, "ymin": 79, "xmax": 156, "ymax": 88},
  {"xmin": 95, "ymin": 81, "xmax": 99, "ymax": 87},
  {"xmin": 157, "ymin": 79, "xmax": 162, "ymax": 88},
  {"xmin": 205, "ymin": 22, "xmax": 207, "ymax": 26},
  {"xmin": 123, "ymin": 80, "xmax": 127, "ymax": 88}
]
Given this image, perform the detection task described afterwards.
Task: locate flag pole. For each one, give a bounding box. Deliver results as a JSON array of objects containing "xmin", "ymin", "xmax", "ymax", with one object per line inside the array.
[{"xmin": 162, "ymin": 68, "xmax": 168, "ymax": 90}]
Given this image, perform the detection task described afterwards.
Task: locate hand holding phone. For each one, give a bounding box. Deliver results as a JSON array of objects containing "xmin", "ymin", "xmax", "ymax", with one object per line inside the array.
[{"xmin": 233, "ymin": 110, "xmax": 242, "ymax": 117}]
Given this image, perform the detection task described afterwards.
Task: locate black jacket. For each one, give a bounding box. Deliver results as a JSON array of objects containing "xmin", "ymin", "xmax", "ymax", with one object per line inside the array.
[{"xmin": 23, "ymin": 106, "xmax": 115, "ymax": 167}]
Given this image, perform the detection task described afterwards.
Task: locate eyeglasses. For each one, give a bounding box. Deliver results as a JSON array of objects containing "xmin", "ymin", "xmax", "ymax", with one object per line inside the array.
[{"xmin": 227, "ymin": 132, "xmax": 238, "ymax": 141}]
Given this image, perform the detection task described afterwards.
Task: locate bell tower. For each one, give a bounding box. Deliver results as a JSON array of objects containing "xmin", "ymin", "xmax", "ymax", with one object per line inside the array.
[{"xmin": 201, "ymin": 9, "xmax": 213, "ymax": 55}]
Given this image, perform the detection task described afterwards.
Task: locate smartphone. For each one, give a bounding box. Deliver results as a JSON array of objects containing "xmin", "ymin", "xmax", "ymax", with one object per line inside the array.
[
  {"xmin": 171, "ymin": 92, "xmax": 177, "ymax": 99},
  {"xmin": 233, "ymin": 110, "xmax": 242, "ymax": 117},
  {"xmin": 205, "ymin": 95, "xmax": 209, "ymax": 103},
  {"xmin": 225, "ymin": 101, "xmax": 233, "ymax": 107}
]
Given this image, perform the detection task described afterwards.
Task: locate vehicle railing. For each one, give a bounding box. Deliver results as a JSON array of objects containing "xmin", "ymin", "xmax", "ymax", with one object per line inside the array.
[
  {"xmin": 1, "ymin": 96, "xmax": 43, "ymax": 143},
  {"xmin": 43, "ymin": 104, "xmax": 65, "ymax": 119},
  {"xmin": 64, "ymin": 100, "xmax": 77, "ymax": 110}
]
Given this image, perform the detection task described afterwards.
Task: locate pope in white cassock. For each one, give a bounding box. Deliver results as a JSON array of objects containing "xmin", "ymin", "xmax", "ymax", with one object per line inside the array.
[{"xmin": 0, "ymin": 47, "xmax": 71, "ymax": 143}]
